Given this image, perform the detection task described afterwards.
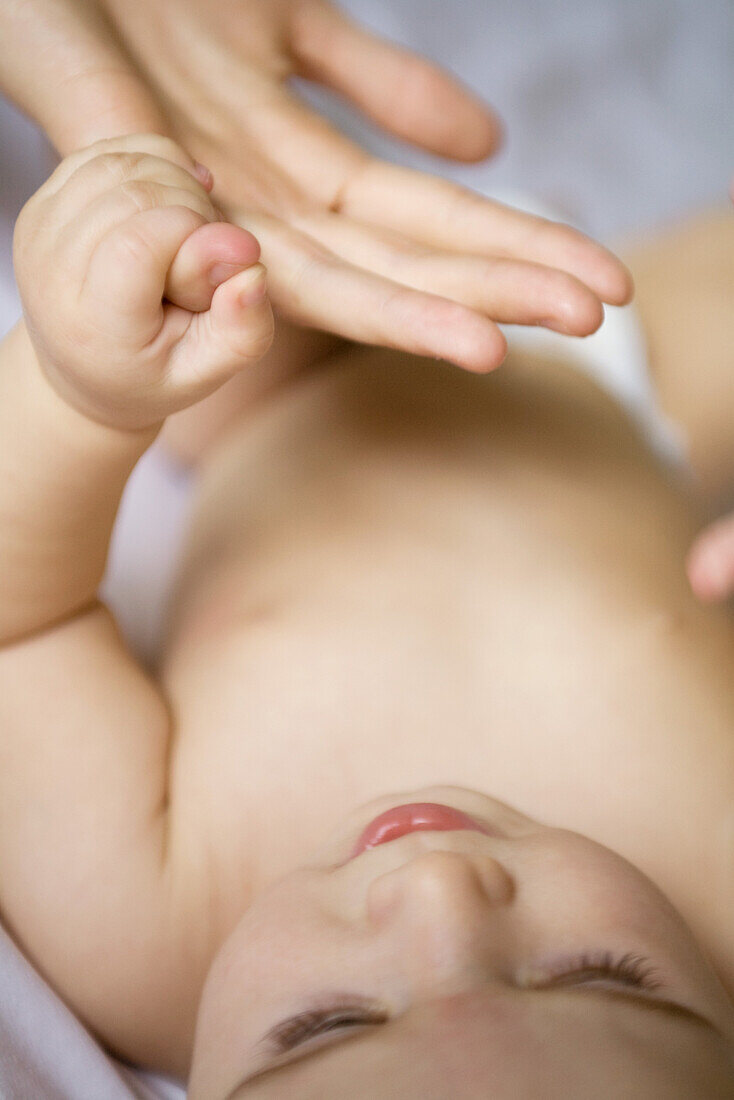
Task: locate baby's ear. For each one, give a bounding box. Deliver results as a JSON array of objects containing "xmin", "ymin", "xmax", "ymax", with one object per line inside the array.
[{"xmin": 165, "ymin": 223, "xmax": 262, "ymax": 313}]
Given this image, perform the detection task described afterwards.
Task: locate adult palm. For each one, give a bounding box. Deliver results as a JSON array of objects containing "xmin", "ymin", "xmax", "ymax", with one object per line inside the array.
[
  {"xmin": 96, "ymin": 0, "xmax": 631, "ymax": 369},
  {"xmin": 3, "ymin": 0, "xmax": 632, "ymax": 368}
]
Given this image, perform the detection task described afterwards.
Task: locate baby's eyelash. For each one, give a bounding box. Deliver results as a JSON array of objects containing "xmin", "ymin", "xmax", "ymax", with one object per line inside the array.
[
  {"xmin": 541, "ymin": 951, "xmax": 661, "ymax": 991},
  {"xmin": 266, "ymin": 953, "xmax": 660, "ymax": 1056},
  {"xmin": 268, "ymin": 1004, "xmax": 387, "ymax": 1054}
]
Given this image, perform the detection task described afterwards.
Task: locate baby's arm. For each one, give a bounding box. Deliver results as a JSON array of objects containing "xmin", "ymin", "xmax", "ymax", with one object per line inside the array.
[{"xmin": 0, "ymin": 135, "xmax": 273, "ymax": 1069}]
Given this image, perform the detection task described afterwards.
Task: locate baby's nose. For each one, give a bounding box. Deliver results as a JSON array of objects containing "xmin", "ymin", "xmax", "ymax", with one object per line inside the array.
[{"xmin": 366, "ymin": 849, "xmax": 514, "ymax": 989}]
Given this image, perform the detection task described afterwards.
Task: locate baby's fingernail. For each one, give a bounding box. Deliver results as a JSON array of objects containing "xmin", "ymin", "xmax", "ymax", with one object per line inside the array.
[
  {"xmin": 192, "ymin": 161, "xmax": 214, "ymax": 191},
  {"xmin": 238, "ymin": 265, "xmax": 268, "ymax": 306},
  {"xmin": 209, "ymin": 261, "xmax": 243, "ymax": 287}
]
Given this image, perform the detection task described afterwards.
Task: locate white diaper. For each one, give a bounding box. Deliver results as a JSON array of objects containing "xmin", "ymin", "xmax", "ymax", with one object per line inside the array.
[{"xmin": 489, "ymin": 190, "xmax": 688, "ymax": 469}]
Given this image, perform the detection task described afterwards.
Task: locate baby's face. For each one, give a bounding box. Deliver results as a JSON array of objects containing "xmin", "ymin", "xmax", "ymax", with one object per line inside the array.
[{"xmin": 189, "ymin": 786, "xmax": 734, "ymax": 1098}]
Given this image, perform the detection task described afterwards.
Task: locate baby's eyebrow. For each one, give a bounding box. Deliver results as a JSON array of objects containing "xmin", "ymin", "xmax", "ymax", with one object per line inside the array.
[{"xmin": 224, "ymin": 987, "xmax": 723, "ymax": 1097}]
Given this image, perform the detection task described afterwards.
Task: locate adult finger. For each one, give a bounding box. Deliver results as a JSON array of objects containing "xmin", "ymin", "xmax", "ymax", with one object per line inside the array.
[
  {"xmin": 242, "ymin": 211, "xmax": 506, "ymax": 372},
  {"xmin": 687, "ymin": 513, "xmax": 734, "ymax": 602},
  {"xmin": 292, "ymin": 210, "xmax": 605, "ymax": 335},
  {"xmin": 288, "ymin": 0, "xmax": 501, "ymax": 162},
  {"xmin": 165, "ymin": 222, "xmax": 262, "ymax": 312},
  {"xmin": 338, "ymin": 162, "xmax": 634, "ymax": 306}
]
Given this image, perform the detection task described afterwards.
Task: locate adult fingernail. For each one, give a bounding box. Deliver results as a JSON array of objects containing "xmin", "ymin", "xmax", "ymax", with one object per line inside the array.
[
  {"xmin": 209, "ymin": 261, "xmax": 243, "ymax": 287},
  {"xmin": 238, "ymin": 265, "xmax": 268, "ymax": 306},
  {"xmin": 542, "ymin": 318, "xmax": 572, "ymax": 335}
]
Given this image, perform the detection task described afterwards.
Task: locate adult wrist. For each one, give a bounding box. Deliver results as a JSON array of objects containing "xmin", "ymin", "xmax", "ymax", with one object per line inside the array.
[{"xmin": 0, "ymin": 0, "xmax": 165, "ymax": 154}]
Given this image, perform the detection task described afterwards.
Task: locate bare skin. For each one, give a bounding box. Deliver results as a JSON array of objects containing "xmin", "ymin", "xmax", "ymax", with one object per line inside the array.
[
  {"xmin": 11, "ymin": 301, "xmax": 734, "ymax": 1085},
  {"xmin": 0, "ymin": 141, "xmax": 733, "ymax": 1094},
  {"xmin": 625, "ymin": 206, "xmax": 734, "ymax": 507},
  {"xmin": 161, "ymin": 340, "xmax": 734, "ymax": 1024},
  {"xmin": 624, "ymin": 206, "xmax": 734, "ymax": 603},
  {"xmin": 189, "ymin": 801, "xmax": 734, "ymax": 1098}
]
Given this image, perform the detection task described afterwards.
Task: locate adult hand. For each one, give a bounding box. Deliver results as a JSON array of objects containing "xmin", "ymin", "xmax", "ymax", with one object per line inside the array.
[
  {"xmin": 98, "ymin": 0, "xmax": 633, "ymax": 369},
  {"xmin": 3, "ymin": 0, "xmax": 632, "ymax": 370},
  {"xmin": 0, "ymin": 0, "xmax": 169, "ymax": 154}
]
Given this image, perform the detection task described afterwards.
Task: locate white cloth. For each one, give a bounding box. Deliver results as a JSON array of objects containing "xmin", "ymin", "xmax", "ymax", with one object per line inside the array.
[
  {"xmin": 503, "ymin": 302, "xmax": 687, "ymax": 468},
  {"xmin": 0, "ymin": 921, "xmax": 186, "ymax": 1100},
  {"xmin": 101, "ymin": 443, "xmax": 193, "ymax": 666}
]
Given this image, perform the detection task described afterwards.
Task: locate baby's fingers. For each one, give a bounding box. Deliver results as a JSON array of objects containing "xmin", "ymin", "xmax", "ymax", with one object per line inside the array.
[
  {"xmin": 167, "ymin": 265, "xmax": 274, "ymax": 398},
  {"xmin": 165, "ymin": 222, "xmax": 262, "ymax": 312},
  {"xmin": 41, "ymin": 133, "xmax": 208, "ymax": 202},
  {"xmin": 687, "ymin": 512, "xmax": 734, "ymax": 602},
  {"xmin": 82, "ymin": 205, "xmax": 209, "ymax": 342}
]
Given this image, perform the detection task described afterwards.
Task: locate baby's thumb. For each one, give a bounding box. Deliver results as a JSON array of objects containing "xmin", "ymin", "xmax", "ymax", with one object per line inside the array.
[
  {"xmin": 687, "ymin": 512, "xmax": 734, "ymax": 602},
  {"xmin": 169, "ymin": 264, "xmax": 274, "ymax": 399}
]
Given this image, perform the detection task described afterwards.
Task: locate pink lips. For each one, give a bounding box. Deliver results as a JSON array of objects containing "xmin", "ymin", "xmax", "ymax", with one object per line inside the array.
[{"xmin": 350, "ymin": 802, "xmax": 492, "ymax": 859}]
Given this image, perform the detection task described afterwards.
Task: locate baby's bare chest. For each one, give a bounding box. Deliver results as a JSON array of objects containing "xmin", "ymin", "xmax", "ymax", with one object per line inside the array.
[{"xmin": 159, "ymin": 355, "xmax": 734, "ymax": 934}]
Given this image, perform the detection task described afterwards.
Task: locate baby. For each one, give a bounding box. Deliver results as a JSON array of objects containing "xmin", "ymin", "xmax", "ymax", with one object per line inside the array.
[{"xmin": 1, "ymin": 134, "xmax": 734, "ymax": 1099}]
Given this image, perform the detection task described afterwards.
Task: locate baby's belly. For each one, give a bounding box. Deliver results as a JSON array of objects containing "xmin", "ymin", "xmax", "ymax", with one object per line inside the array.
[{"xmin": 160, "ymin": 349, "xmax": 734, "ymax": 971}]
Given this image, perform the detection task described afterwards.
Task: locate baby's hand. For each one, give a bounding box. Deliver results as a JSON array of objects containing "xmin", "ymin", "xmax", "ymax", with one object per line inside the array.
[{"xmin": 14, "ymin": 134, "xmax": 274, "ymax": 429}]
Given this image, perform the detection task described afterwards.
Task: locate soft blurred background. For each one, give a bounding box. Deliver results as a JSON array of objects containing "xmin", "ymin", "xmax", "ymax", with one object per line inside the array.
[
  {"xmin": 301, "ymin": 0, "xmax": 730, "ymax": 232},
  {"xmin": 297, "ymin": 0, "xmax": 734, "ymax": 235},
  {"xmin": 2, "ymin": 0, "xmax": 733, "ymax": 336}
]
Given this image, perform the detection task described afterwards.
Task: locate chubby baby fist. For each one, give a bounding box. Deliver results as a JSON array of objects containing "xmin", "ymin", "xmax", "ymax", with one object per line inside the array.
[{"xmin": 14, "ymin": 134, "xmax": 274, "ymax": 429}]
